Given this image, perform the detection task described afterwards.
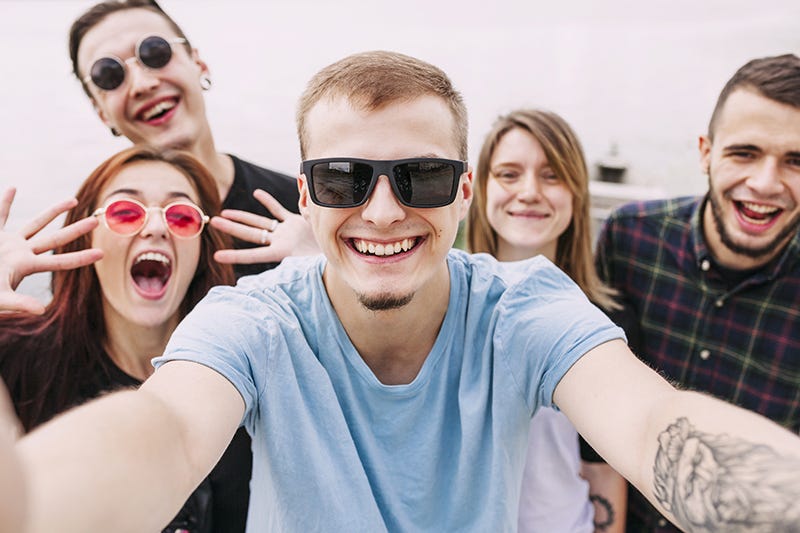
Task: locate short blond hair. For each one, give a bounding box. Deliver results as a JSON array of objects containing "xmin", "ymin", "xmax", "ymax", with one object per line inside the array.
[{"xmin": 296, "ymin": 50, "xmax": 468, "ymax": 160}]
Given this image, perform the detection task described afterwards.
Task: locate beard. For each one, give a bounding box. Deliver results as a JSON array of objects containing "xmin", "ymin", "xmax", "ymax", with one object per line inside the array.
[
  {"xmin": 707, "ymin": 175, "xmax": 800, "ymax": 260},
  {"xmin": 357, "ymin": 291, "xmax": 414, "ymax": 311}
]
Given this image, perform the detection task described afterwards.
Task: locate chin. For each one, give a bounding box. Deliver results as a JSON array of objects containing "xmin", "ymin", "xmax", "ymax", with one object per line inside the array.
[{"xmin": 357, "ymin": 291, "xmax": 414, "ymax": 312}]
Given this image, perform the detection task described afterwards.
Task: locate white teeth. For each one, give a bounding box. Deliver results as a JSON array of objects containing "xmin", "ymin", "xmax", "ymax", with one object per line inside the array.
[
  {"xmin": 353, "ymin": 238, "xmax": 417, "ymax": 256},
  {"xmin": 740, "ymin": 201, "xmax": 779, "ymax": 214},
  {"xmin": 135, "ymin": 251, "xmax": 170, "ymax": 265},
  {"xmin": 141, "ymin": 100, "xmax": 176, "ymax": 121}
]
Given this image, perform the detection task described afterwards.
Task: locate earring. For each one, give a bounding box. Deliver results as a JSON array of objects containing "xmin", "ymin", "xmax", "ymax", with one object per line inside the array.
[
  {"xmin": 110, "ymin": 127, "xmax": 121, "ymax": 137},
  {"xmin": 200, "ymin": 76, "xmax": 212, "ymax": 91}
]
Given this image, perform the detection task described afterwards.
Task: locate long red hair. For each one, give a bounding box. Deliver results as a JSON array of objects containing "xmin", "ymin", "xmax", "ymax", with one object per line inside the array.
[{"xmin": 0, "ymin": 146, "xmax": 234, "ymax": 430}]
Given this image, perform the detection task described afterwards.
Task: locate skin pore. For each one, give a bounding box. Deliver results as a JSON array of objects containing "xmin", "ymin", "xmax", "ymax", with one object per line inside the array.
[
  {"xmin": 92, "ymin": 161, "xmax": 202, "ymax": 379},
  {"xmin": 700, "ymin": 88, "xmax": 800, "ymax": 270},
  {"xmin": 298, "ymin": 95, "xmax": 472, "ymax": 384}
]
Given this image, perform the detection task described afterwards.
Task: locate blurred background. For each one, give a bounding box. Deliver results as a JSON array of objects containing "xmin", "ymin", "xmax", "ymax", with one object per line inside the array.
[{"xmin": 1, "ymin": 0, "xmax": 799, "ymax": 284}]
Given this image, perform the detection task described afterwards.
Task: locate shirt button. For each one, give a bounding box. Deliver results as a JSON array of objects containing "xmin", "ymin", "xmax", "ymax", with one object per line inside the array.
[
  {"xmin": 699, "ymin": 349, "xmax": 711, "ymax": 360},
  {"xmin": 658, "ymin": 518, "xmax": 667, "ymax": 527},
  {"xmin": 715, "ymin": 298, "xmax": 724, "ymax": 307},
  {"xmin": 700, "ymin": 259, "xmax": 711, "ymax": 271}
]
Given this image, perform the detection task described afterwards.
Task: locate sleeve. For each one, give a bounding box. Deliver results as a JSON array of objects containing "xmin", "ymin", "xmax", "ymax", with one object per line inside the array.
[
  {"xmin": 153, "ymin": 286, "xmax": 272, "ymax": 428},
  {"xmin": 495, "ymin": 262, "xmax": 626, "ymax": 413}
]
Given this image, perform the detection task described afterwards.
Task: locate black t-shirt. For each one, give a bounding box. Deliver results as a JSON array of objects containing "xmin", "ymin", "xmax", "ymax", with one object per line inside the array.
[{"xmin": 223, "ymin": 155, "xmax": 300, "ymax": 278}]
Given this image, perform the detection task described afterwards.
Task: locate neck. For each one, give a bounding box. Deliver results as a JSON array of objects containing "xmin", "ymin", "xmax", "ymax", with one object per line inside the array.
[
  {"xmin": 103, "ymin": 312, "xmax": 179, "ymax": 382},
  {"xmin": 496, "ymin": 241, "xmax": 553, "ymax": 263},
  {"xmin": 325, "ymin": 264, "xmax": 451, "ymax": 386},
  {"xmin": 171, "ymin": 126, "xmax": 234, "ymax": 202}
]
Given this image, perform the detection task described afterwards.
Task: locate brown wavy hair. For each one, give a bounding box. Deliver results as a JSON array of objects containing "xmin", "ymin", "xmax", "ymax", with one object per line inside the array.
[
  {"xmin": 466, "ymin": 109, "xmax": 618, "ymax": 311},
  {"xmin": 0, "ymin": 145, "xmax": 234, "ymax": 431}
]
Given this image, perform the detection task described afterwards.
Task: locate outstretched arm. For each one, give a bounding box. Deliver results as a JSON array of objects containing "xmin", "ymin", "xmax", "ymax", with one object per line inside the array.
[
  {"xmin": 0, "ymin": 380, "xmax": 25, "ymax": 533},
  {"xmin": 16, "ymin": 361, "xmax": 244, "ymax": 533},
  {"xmin": 0, "ymin": 188, "xmax": 102, "ymax": 314},
  {"xmin": 557, "ymin": 339, "xmax": 800, "ymax": 532},
  {"xmin": 210, "ymin": 188, "xmax": 319, "ymax": 265}
]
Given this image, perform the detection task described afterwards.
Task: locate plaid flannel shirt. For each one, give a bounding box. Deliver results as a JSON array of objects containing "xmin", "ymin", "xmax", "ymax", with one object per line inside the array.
[{"xmin": 596, "ymin": 196, "xmax": 800, "ymax": 532}]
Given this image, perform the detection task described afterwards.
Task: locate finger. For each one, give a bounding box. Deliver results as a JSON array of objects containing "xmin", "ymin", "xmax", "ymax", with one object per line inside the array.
[
  {"xmin": 19, "ymin": 197, "xmax": 79, "ymax": 239},
  {"xmin": 214, "ymin": 246, "xmax": 288, "ymax": 265},
  {"xmin": 33, "ymin": 248, "xmax": 104, "ymax": 273},
  {"xmin": 216, "ymin": 209, "xmax": 277, "ymax": 230},
  {"xmin": 253, "ymin": 189, "xmax": 295, "ymax": 222},
  {"xmin": 28, "ymin": 216, "xmax": 99, "ymax": 255},
  {"xmin": 0, "ymin": 188, "xmax": 16, "ymax": 228},
  {"xmin": 210, "ymin": 216, "xmax": 273, "ymax": 244},
  {"xmin": 0, "ymin": 293, "xmax": 46, "ymax": 315}
]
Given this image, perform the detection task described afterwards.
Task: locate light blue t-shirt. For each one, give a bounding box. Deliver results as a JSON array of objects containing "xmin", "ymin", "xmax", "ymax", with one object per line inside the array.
[{"xmin": 156, "ymin": 249, "xmax": 623, "ymax": 532}]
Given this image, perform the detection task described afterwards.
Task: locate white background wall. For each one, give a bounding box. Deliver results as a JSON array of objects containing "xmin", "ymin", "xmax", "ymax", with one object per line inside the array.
[{"xmin": 2, "ymin": 0, "xmax": 799, "ymax": 225}]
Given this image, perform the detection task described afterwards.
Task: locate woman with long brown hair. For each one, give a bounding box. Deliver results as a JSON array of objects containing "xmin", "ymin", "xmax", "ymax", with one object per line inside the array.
[
  {"xmin": 0, "ymin": 145, "xmax": 235, "ymax": 532},
  {"xmin": 468, "ymin": 109, "xmax": 627, "ymax": 533}
]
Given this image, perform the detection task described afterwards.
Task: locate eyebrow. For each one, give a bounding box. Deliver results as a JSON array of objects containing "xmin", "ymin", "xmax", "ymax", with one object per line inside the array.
[
  {"xmin": 100, "ymin": 188, "xmax": 194, "ymax": 204},
  {"xmin": 722, "ymin": 144, "xmax": 761, "ymax": 152}
]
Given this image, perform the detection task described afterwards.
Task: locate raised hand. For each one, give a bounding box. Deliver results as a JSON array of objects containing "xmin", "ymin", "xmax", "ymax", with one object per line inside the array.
[
  {"xmin": 0, "ymin": 188, "xmax": 103, "ymax": 314},
  {"xmin": 210, "ymin": 188, "xmax": 320, "ymax": 265}
]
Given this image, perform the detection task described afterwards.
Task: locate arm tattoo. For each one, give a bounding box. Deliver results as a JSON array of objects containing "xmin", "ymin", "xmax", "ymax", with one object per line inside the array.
[
  {"xmin": 590, "ymin": 494, "xmax": 615, "ymax": 531},
  {"xmin": 653, "ymin": 417, "xmax": 800, "ymax": 532}
]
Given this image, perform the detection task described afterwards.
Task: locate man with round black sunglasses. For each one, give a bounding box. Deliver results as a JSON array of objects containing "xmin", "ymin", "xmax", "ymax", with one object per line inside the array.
[{"xmin": 69, "ymin": 0, "xmax": 319, "ymax": 281}]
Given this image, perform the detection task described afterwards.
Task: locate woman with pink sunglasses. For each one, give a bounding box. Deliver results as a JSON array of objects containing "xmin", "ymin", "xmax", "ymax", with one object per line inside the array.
[{"xmin": 0, "ymin": 145, "xmax": 234, "ymax": 532}]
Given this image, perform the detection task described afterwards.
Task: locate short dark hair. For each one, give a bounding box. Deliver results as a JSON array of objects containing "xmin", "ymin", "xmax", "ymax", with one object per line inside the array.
[
  {"xmin": 708, "ymin": 54, "xmax": 800, "ymax": 139},
  {"xmin": 68, "ymin": 0, "xmax": 191, "ymax": 98}
]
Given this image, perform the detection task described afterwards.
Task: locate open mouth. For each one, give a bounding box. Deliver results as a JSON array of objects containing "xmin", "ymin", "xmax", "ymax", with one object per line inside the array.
[
  {"xmin": 131, "ymin": 251, "xmax": 172, "ymax": 296},
  {"xmin": 137, "ymin": 98, "xmax": 178, "ymax": 122},
  {"xmin": 351, "ymin": 237, "xmax": 419, "ymax": 257},
  {"xmin": 735, "ymin": 200, "xmax": 781, "ymax": 226}
]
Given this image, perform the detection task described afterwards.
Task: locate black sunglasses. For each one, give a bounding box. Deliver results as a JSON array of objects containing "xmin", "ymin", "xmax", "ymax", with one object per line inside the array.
[
  {"xmin": 302, "ymin": 157, "xmax": 467, "ymax": 208},
  {"xmin": 83, "ymin": 35, "xmax": 187, "ymax": 91}
]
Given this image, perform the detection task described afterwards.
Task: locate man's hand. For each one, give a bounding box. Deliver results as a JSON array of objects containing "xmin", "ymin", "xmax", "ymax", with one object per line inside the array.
[
  {"xmin": 210, "ymin": 189, "xmax": 319, "ymax": 265},
  {"xmin": 0, "ymin": 188, "xmax": 103, "ymax": 314}
]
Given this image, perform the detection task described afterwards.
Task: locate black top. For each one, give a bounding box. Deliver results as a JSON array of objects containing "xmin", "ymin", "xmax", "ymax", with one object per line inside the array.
[{"xmin": 223, "ymin": 155, "xmax": 300, "ymax": 278}]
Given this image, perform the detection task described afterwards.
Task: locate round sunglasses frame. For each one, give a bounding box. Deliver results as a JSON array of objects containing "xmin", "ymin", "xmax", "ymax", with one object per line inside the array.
[
  {"xmin": 93, "ymin": 198, "xmax": 209, "ymax": 239},
  {"xmin": 82, "ymin": 35, "xmax": 188, "ymax": 91}
]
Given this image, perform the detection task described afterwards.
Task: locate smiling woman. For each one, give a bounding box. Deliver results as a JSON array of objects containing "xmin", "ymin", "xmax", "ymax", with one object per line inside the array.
[{"xmin": 0, "ymin": 145, "xmax": 235, "ymax": 533}]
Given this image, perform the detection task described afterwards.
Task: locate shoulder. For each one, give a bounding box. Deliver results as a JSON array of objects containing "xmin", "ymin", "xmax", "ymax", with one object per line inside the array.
[
  {"xmin": 230, "ymin": 154, "xmax": 295, "ymax": 185},
  {"xmin": 448, "ymin": 249, "xmax": 581, "ymax": 303},
  {"xmin": 607, "ymin": 196, "xmax": 700, "ymax": 226}
]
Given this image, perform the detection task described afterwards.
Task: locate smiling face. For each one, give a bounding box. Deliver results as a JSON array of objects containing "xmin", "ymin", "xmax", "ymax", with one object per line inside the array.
[
  {"xmin": 91, "ymin": 160, "xmax": 202, "ymax": 331},
  {"xmin": 485, "ymin": 128, "xmax": 573, "ymax": 262},
  {"xmin": 76, "ymin": 8, "xmax": 211, "ymax": 151},
  {"xmin": 299, "ymin": 95, "xmax": 472, "ymax": 312},
  {"xmin": 700, "ymin": 89, "xmax": 800, "ymax": 269}
]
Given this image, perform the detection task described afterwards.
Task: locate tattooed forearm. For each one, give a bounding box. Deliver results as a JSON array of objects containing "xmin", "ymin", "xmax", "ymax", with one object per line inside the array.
[{"xmin": 652, "ymin": 417, "xmax": 800, "ymax": 532}]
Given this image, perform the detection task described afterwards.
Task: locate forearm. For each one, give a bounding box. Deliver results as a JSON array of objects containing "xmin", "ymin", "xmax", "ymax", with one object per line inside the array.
[
  {"xmin": 580, "ymin": 461, "xmax": 626, "ymax": 533},
  {"xmin": 0, "ymin": 381, "xmax": 25, "ymax": 533},
  {"xmin": 17, "ymin": 389, "xmax": 200, "ymax": 533},
  {"xmin": 632, "ymin": 390, "xmax": 800, "ymax": 531}
]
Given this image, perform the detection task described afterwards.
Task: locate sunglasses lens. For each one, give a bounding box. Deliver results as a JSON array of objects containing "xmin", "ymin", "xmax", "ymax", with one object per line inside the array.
[
  {"xmin": 104, "ymin": 200, "xmax": 146, "ymax": 235},
  {"xmin": 138, "ymin": 35, "xmax": 173, "ymax": 69},
  {"xmin": 90, "ymin": 57, "xmax": 126, "ymax": 90},
  {"xmin": 164, "ymin": 203, "xmax": 204, "ymax": 237},
  {"xmin": 393, "ymin": 161, "xmax": 458, "ymax": 207},
  {"xmin": 310, "ymin": 161, "xmax": 374, "ymax": 206}
]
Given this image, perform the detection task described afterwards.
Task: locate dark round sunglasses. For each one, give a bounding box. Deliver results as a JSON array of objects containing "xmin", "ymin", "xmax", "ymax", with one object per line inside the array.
[
  {"xmin": 301, "ymin": 157, "xmax": 467, "ymax": 208},
  {"xmin": 83, "ymin": 35, "xmax": 187, "ymax": 91}
]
